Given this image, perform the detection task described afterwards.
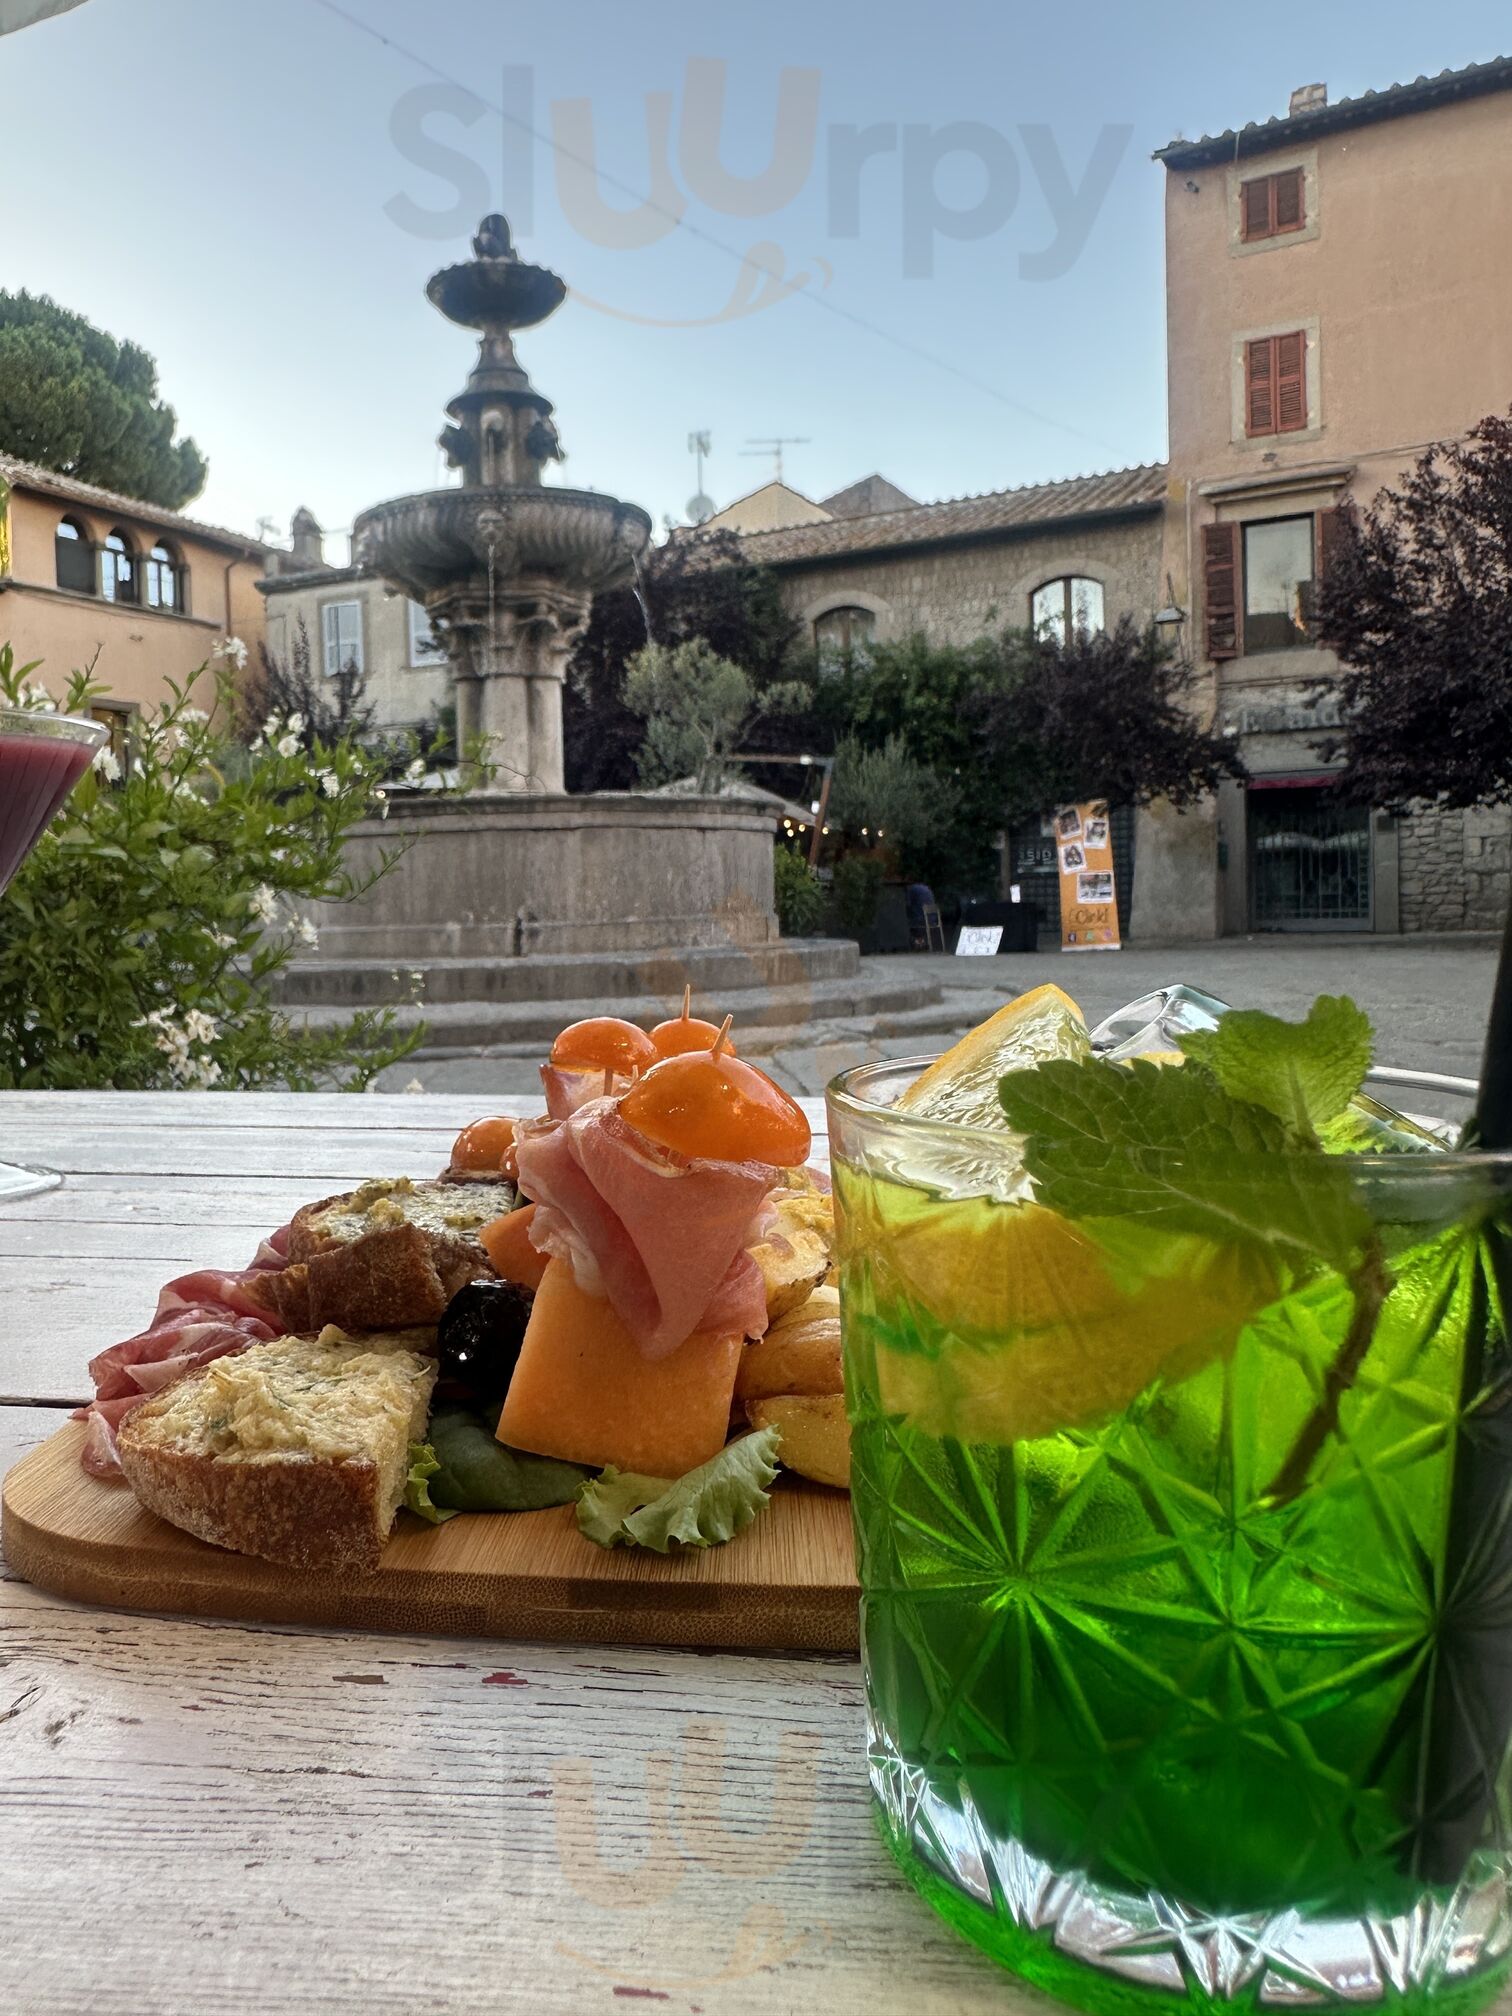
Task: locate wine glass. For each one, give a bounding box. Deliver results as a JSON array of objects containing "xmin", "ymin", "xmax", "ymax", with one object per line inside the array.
[{"xmin": 0, "ymin": 706, "xmax": 111, "ymax": 1200}]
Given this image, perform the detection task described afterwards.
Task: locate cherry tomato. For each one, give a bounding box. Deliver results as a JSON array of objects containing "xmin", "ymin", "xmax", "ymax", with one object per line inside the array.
[
  {"xmin": 649, "ymin": 986, "xmax": 737, "ymax": 1060},
  {"xmin": 619, "ymin": 1048, "xmax": 811, "ymax": 1166},
  {"xmin": 450, "ymin": 1115, "xmax": 518, "ymax": 1173},
  {"xmin": 549, "ymin": 1017, "xmax": 659, "ymax": 1077}
]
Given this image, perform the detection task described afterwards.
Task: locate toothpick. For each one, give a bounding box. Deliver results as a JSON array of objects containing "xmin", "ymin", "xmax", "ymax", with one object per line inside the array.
[
  {"xmin": 711, "ymin": 1014, "xmax": 734, "ymax": 1058},
  {"xmin": 681, "ymin": 982, "xmax": 692, "ymax": 1022}
]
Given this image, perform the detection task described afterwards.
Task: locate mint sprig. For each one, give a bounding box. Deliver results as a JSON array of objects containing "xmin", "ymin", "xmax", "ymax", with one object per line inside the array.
[
  {"xmin": 1177, "ymin": 994, "xmax": 1372, "ymax": 1146},
  {"xmin": 998, "ymin": 998, "xmax": 1389, "ymax": 1503}
]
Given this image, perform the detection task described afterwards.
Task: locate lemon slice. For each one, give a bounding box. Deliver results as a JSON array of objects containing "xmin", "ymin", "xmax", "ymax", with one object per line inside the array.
[{"xmin": 897, "ymin": 983, "xmax": 1090, "ymax": 1128}]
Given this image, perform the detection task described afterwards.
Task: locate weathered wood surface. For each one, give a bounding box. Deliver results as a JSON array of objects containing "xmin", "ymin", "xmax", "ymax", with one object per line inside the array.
[{"xmin": 7, "ymin": 1421, "xmax": 859, "ymax": 1652}]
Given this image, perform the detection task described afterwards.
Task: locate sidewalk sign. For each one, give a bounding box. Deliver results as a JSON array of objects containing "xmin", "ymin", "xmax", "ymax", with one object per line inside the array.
[
  {"xmin": 1055, "ymin": 801, "xmax": 1121, "ymax": 951},
  {"xmin": 955, "ymin": 924, "xmax": 1004, "ymax": 956}
]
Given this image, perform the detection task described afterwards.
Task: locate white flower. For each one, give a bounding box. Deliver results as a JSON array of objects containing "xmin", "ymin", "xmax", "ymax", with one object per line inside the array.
[
  {"xmin": 372, "ymin": 786, "xmax": 391, "ymax": 821},
  {"xmin": 317, "ymin": 769, "xmax": 340, "ymax": 798},
  {"xmin": 296, "ymin": 918, "xmax": 319, "ymax": 948},
  {"xmin": 217, "ymin": 636, "xmax": 249, "ymax": 671},
  {"xmin": 21, "ymin": 680, "xmax": 56, "ymax": 713},
  {"xmin": 287, "ymin": 712, "xmax": 306, "ymax": 737},
  {"xmin": 178, "ymin": 705, "xmax": 208, "ymax": 728},
  {"xmin": 92, "ymin": 746, "xmax": 121, "ymax": 781},
  {"xmin": 181, "ymin": 1054, "xmax": 223, "ymax": 1089},
  {"xmin": 402, "ymin": 1078, "xmax": 425, "ymax": 1095},
  {"xmin": 207, "ymin": 928, "xmax": 236, "ymax": 950},
  {"xmin": 183, "ymin": 1009, "xmax": 219, "ymax": 1045},
  {"xmin": 404, "ymin": 757, "xmax": 426, "ymax": 784},
  {"xmin": 248, "ymin": 883, "xmax": 279, "ymax": 926},
  {"xmin": 260, "ymin": 714, "xmax": 281, "ymax": 740},
  {"xmin": 276, "ymin": 733, "xmax": 300, "ymax": 759}
]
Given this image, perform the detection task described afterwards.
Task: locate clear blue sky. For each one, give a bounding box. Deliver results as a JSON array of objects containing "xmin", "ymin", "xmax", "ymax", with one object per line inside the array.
[{"xmin": 5, "ymin": 0, "xmax": 1507, "ymax": 556}]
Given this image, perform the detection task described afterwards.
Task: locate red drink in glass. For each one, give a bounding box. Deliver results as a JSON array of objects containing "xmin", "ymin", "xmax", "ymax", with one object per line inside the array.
[{"xmin": 0, "ymin": 705, "xmax": 110, "ymax": 1198}]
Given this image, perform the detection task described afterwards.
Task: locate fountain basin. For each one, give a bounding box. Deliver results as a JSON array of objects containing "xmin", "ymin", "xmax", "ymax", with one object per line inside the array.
[
  {"xmin": 302, "ymin": 792, "xmax": 781, "ymax": 959},
  {"xmin": 354, "ymin": 487, "xmax": 651, "ymax": 603}
]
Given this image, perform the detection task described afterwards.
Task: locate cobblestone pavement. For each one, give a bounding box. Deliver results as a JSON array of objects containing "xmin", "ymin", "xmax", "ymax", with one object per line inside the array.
[{"xmin": 380, "ymin": 932, "xmax": 1499, "ymax": 1126}]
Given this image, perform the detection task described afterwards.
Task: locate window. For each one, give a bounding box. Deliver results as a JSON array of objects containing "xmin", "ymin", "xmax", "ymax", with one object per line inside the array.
[
  {"xmin": 1242, "ymin": 517, "xmax": 1314, "ymax": 653},
  {"xmin": 407, "ymin": 598, "xmax": 446, "ymax": 667},
  {"xmin": 54, "ymin": 516, "xmax": 95, "ymax": 594},
  {"xmin": 321, "ymin": 599, "xmax": 364, "ymax": 678},
  {"xmin": 1245, "ymin": 332, "xmax": 1308, "ymax": 437},
  {"xmin": 1241, "ymin": 168, "xmax": 1305, "ymax": 243},
  {"xmin": 90, "ymin": 702, "xmax": 134, "ymax": 779},
  {"xmin": 1031, "ymin": 576, "xmax": 1105, "ymax": 645},
  {"xmin": 814, "ymin": 605, "xmax": 876, "ymax": 664},
  {"xmin": 100, "ymin": 529, "xmax": 138, "ymax": 604},
  {"xmin": 145, "ymin": 541, "xmax": 184, "ymax": 612}
]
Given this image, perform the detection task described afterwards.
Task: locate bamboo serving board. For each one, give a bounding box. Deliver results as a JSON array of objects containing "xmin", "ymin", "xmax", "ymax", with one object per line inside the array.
[{"xmin": 2, "ymin": 1422, "xmax": 860, "ymax": 1653}]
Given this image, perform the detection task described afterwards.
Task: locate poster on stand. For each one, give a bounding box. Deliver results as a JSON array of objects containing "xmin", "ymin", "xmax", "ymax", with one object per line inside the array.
[{"xmin": 1057, "ymin": 801, "xmax": 1121, "ymax": 951}]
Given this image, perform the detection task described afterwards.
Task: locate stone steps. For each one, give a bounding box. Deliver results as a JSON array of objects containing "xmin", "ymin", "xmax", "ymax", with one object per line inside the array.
[
  {"xmin": 272, "ymin": 937, "xmax": 860, "ymax": 1009},
  {"xmin": 288, "ymin": 966, "xmax": 945, "ymax": 1058}
]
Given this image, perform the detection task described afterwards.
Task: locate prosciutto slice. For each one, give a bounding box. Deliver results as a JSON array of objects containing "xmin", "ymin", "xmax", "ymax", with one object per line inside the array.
[
  {"xmin": 74, "ymin": 1227, "xmax": 292, "ymax": 1477},
  {"xmin": 516, "ymin": 1098, "xmax": 774, "ymax": 1359}
]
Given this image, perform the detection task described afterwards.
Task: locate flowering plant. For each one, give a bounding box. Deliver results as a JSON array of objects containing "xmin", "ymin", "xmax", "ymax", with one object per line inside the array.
[{"xmin": 0, "ymin": 644, "xmax": 423, "ymax": 1091}]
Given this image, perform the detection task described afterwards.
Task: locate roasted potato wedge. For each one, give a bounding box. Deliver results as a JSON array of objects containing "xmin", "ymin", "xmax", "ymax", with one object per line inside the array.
[
  {"xmin": 748, "ymin": 1392, "xmax": 851, "ymax": 1489},
  {"xmin": 736, "ymin": 1285, "xmax": 842, "ymax": 1406},
  {"xmin": 750, "ymin": 1189, "xmax": 835, "ymax": 1323}
]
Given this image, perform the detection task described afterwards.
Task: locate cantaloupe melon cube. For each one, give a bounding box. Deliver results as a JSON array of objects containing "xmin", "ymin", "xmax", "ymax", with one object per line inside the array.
[
  {"xmin": 497, "ymin": 1258, "xmax": 742, "ymax": 1476},
  {"xmin": 479, "ymin": 1203, "xmax": 549, "ymax": 1292}
]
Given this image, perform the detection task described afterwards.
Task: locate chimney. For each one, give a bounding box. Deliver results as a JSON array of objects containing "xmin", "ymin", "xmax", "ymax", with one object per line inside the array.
[
  {"xmin": 290, "ymin": 506, "xmax": 324, "ymax": 567},
  {"xmin": 1289, "ymin": 83, "xmax": 1327, "ymax": 117}
]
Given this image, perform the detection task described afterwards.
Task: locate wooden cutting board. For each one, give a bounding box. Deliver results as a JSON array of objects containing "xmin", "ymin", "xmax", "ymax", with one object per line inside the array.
[{"xmin": 2, "ymin": 1422, "xmax": 860, "ymax": 1653}]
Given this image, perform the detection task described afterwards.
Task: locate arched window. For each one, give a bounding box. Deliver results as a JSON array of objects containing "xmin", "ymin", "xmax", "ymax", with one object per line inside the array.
[
  {"xmin": 100, "ymin": 529, "xmax": 138, "ymax": 605},
  {"xmin": 145, "ymin": 541, "xmax": 183, "ymax": 612},
  {"xmin": 814, "ymin": 604, "xmax": 876, "ymax": 668},
  {"xmin": 55, "ymin": 516, "xmax": 95, "ymax": 595},
  {"xmin": 1031, "ymin": 576, "xmax": 1105, "ymax": 645}
]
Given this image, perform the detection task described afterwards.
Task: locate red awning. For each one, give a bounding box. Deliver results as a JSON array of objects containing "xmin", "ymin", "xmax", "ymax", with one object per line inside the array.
[{"xmin": 1246, "ymin": 772, "xmax": 1339, "ymax": 790}]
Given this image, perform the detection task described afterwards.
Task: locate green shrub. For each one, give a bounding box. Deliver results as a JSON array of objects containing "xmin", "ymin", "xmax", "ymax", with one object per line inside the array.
[
  {"xmin": 831, "ymin": 854, "xmax": 885, "ymax": 937},
  {"xmin": 0, "ymin": 646, "xmax": 422, "ymax": 1090},
  {"xmin": 773, "ymin": 844, "xmax": 823, "ymax": 937}
]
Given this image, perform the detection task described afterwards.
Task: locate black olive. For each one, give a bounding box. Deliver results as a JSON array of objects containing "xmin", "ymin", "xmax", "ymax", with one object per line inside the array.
[{"xmin": 436, "ymin": 1279, "xmax": 534, "ymax": 1403}]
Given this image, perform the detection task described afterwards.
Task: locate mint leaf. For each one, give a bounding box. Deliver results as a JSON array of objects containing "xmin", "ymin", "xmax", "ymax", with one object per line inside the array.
[
  {"xmin": 1178, "ymin": 995, "xmax": 1371, "ymax": 1143},
  {"xmin": 576, "ymin": 1429, "xmax": 781, "ymax": 1553},
  {"xmin": 403, "ymin": 1443, "xmax": 458, "ymax": 1525},
  {"xmin": 996, "ymin": 1056, "xmax": 1372, "ymax": 1274}
]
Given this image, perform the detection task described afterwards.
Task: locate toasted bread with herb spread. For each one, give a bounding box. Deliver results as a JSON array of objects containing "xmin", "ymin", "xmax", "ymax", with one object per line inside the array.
[
  {"xmin": 249, "ymin": 1176, "xmax": 515, "ymax": 1332},
  {"xmin": 117, "ymin": 1327, "xmax": 437, "ymax": 1573}
]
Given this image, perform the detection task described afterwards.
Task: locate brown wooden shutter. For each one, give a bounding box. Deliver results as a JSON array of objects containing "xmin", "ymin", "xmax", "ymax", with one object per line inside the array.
[
  {"xmin": 1203, "ymin": 523, "xmax": 1241, "ymax": 660},
  {"xmin": 1245, "ymin": 338, "xmax": 1275, "ymax": 435},
  {"xmin": 1274, "ymin": 167, "xmax": 1304, "ymax": 231},
  {"xmin": 1241, "ymin": 176, "xmax": 1272, "ymax": 240},
  {"xmin": 1276, "ymin": 331, "xmax": 1307, "ymax": 431}
]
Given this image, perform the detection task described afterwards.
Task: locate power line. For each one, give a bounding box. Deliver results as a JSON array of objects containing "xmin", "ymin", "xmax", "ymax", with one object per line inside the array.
[{"xmin": 305, "ymin": 0, "xmax": 1112, "ymax": 450}]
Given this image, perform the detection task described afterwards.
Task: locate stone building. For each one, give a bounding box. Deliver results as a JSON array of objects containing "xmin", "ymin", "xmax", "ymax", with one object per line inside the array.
[
  {"xmin": 0, "ymin": 454, "xmax": 267, "ymax": 749},
  {"xmin": 257, "ymin": 509, "xmax": 452, "ymax": 736},
  {"xmin": 1149, "ymin": 57, "xmax": 1512, "ymax": 937},
  {"xmin": 727, "ymin": 464, "xmax": 1168, "ymax": 917}
]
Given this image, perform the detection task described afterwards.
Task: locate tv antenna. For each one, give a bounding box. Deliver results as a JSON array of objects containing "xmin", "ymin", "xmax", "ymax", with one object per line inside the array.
[
  {"xmin": 685, "ymin": 429, "xmax": 714, "ymax": 525},
  {"xmin": 743, "ymin": 435, "xmax": 811, "ymax": 485}
]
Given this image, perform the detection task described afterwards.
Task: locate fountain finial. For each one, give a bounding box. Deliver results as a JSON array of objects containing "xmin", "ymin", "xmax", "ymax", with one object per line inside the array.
[{"xmin": 473, "ymin": 213, "xmax": 516, "ymax": 261}]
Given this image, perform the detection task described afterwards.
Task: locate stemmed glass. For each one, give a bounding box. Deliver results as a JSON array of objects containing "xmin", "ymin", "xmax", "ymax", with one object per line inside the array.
[{"xmin": 0, "ymin": 705, "xmax": 110, "ymax": 1200}]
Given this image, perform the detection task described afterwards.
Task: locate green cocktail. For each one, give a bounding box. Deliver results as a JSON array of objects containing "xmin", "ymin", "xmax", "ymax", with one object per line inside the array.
[{"xmin": 828, "ymin": 1031, "xmax": 1512, "ymax": 2016}]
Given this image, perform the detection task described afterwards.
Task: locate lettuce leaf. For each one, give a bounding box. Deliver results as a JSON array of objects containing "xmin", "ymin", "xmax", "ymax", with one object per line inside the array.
[
  {"xmin": 427, "ymin": 1404, "xmax": 590, "ymax": 1512},
  {"xmin": 403, "ymin": 1443, "xmax": 457, "ymax": 1525},
  {"xmin": 576, "ymin": 1429, "xmax": 782, "ymax": 1553}
]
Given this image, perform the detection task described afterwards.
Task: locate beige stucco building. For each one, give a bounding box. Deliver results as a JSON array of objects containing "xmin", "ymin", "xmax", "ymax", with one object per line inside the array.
[
  {"xmin": 257, "ymin": 510, "xmax": 452, "ymax": 736},
  {"xmin": 1149, "ymin": 58, "xmax": 1512, "ymax": 937},
  {"xmin": 0, "ymin": 455, "xmax": 267, "ymax": 746}
]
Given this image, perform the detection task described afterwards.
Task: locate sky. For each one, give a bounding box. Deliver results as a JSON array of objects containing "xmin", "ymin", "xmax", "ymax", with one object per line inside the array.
[{"xmin": 3, "ymin": 0, "xmax": 1508, "ymax": 559}]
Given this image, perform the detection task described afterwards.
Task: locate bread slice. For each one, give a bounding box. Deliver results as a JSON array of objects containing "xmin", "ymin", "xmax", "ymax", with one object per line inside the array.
[
  {"xmin": 250, "ymin": 1176, "xmax": 516, "ymax": 1332},
  {"xmin": 117, "ymin": 1327, "xmax": 437, "ymax": 1573}
]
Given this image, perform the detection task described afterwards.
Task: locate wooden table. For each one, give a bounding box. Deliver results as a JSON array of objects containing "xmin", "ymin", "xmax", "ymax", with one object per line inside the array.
[{"xmin": 0, "ymin": 1092, "xmax": 1018, "ymax": 2015}]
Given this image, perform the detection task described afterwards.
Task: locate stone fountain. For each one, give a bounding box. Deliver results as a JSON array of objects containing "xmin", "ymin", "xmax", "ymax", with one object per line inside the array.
[
  {"xmin": 353, "ymin": 215, "xmax": 651, "ymax": 792},
  {"xmin": 299, "ymin": 217, "xmax": 787, "ymax": 962}
]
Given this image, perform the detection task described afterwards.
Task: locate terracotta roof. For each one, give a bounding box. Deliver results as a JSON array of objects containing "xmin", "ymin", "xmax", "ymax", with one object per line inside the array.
[
  {"xmin": 718, "ymin": 463, "xmax": 1167, "ymax": 566},
  {"xmin": 0, "ymin": 453, "xmax": 267, "ymax": 557},
  {"xmin": 1156, "ymin": 54, "xmax": 1512, "ymax": 169},
  {"xmin": 820, "ymin": 473, "xmax": 918, "ymax": 519}
]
